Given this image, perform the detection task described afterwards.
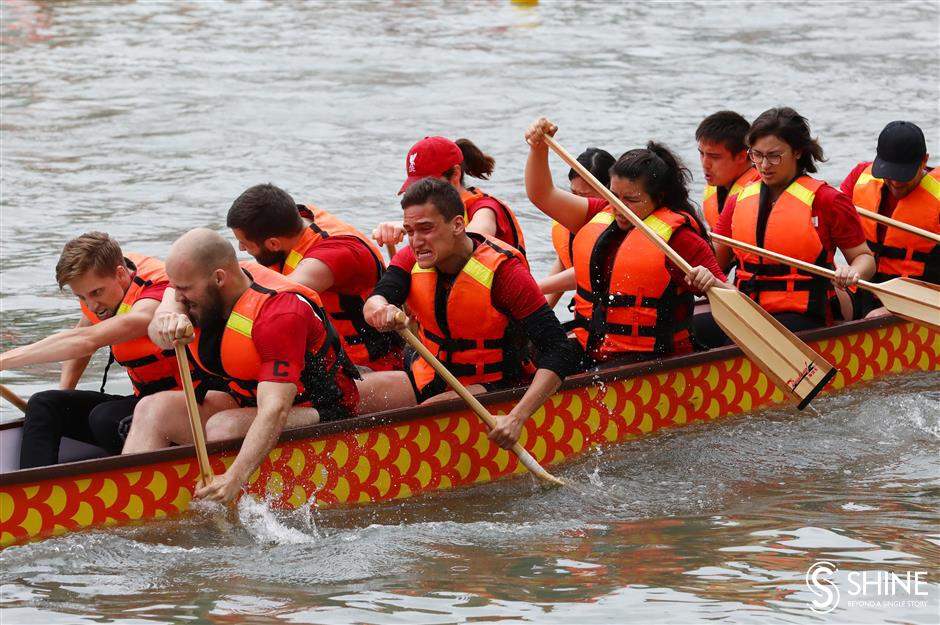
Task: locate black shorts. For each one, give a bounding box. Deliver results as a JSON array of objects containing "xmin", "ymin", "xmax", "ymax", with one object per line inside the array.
[{"xmin": 403, "ymin": 347, "xmax": 512, "ymax": 404}]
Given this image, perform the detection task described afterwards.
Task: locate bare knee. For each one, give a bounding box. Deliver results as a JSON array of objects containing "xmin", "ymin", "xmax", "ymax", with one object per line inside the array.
[
  {"xmin": 123, "ymin": 391, "xmax": 180, "ymax": 453},
  {"xmin": 133, "ymin": 393, "xmax": 161, "ymax": 421}
]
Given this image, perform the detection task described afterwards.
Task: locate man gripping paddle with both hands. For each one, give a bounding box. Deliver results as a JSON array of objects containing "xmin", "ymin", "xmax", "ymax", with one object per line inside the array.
[
  {"xmin": 122, "ymin": 228, "xmax": 360, "ymax": 504},
  {"xmin": 363, "ymin": 177, "xmax": 581, "ymax": 448}
]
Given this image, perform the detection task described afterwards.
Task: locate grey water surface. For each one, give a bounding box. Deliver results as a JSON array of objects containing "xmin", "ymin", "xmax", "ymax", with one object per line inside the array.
[{"xmin": 1, "ymin": 1, "xmax": 938, "ymax": 624}]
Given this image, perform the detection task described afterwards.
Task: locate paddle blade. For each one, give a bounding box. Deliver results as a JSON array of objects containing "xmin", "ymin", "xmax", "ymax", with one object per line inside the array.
[
  {"xmin": 873, "ymin": 278, "xmax": 940, "ymax": 330},
  {"xmin": 707, "ymin": 288, "xmax": 837, "ymax": 409}
]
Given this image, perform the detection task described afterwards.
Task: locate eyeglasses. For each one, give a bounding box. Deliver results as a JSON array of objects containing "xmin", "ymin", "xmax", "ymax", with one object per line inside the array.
[{"xmin": 748, "ymin": 149, "xmax": 787, "ymax": 166}]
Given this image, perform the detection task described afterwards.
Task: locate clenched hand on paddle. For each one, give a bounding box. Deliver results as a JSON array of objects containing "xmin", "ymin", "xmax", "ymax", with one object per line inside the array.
[
  {"xmin": 154, "ymin": 315, "xmax": 215, "ymax": 492},
  {"xmin": 528, "ymin": 118, "xmax": 837, "ymax": 409}
]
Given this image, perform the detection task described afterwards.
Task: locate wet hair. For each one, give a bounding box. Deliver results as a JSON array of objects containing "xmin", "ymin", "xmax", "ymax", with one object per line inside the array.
[
  {"xmin": 611, "ymin": 141, "xmax": 712, "ymax": 243},
  {"xmin": 568, "ymin": 147, "xmax": 616, "ymax": 187},
  {"xmin": 695, "ymin": 111, "xmax": 750, "ymax": 155},
  {"xmin": 226, "ymin": 183, "xmax": 304, "ymax": 243},
  {"xmin": 443, "ymin": 138, "xmax": 496, "ymax": 186},
  {"xmin": 55, "ymin": 231, "xmax": 125, "ymax": 289},
  {"xmin": 401, "ymin": 176, "xmax": 465, "ymax": 221},
  {"xmin": 747, "ymin": 107, "xmax": 826, "ymax": 174}
]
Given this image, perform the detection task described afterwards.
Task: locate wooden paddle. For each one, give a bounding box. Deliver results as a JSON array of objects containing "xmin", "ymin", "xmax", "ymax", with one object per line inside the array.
[
  {"xmin": 712, "ymin": 233, "xmax": 940, "ymax": 330},
  {"xmin": 394, "ymin": 312, "xmax": 564, "ymax": 485},
  {"xmin": 855, "ymin": 206, "xmax": 940, "ymax": 245},
  {"xmin": 0, "ymin": 383, "xmax": 28, "ymax": 413},
  {"xmin": 385, "ymin": 243, "xmax": 397, "ymax": 262},
  {"xmin": 544, "ymin": 134, "xmax": 837, "ymax": 410},
  {"xmin": 174, "ymin": 334, "xmax": 213, "ymax": 487}
]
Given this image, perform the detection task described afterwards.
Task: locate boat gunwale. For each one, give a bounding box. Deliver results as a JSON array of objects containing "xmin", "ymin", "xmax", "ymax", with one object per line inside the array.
[{"xmin": 0, "ymin": 315, "xmax": 913, "ymax": 487}]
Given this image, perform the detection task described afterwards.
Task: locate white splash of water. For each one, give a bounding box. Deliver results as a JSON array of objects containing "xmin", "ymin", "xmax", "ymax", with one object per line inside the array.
[
  {"xmin": 588, "ymin": 465, "xmax": 604, "ymax": 487},
  {"xmin": 236, "ymin": 495, "xmax": 320, "ymax": 545}
]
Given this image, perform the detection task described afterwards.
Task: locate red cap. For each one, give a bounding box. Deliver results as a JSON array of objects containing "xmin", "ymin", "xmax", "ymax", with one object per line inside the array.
[{"xmin": 398, "ymin": 136, "xmax": 464, "ymax": 194}]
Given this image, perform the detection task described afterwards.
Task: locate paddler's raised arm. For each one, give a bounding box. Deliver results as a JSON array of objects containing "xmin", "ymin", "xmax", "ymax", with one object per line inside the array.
[{"xmin": 525, "ymin": 117, "xmax": 591, "ymax": 234}]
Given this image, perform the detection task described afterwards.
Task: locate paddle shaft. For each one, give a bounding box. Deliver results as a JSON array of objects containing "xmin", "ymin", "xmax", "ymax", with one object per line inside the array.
[
  {"xmin": 385, "ymin": 243, "xmax": 397, "ymax": 262},
  {"xmin": 394, "ymin": 314, "xmax": 563, "ymax": 485},
  {"xmin": 544, "ymin": 135, "xmax": 695, "ymax": 275},
  {"xmin": 0, "ymin": 383, "xmax": 27, "ymax": 413},
  {"xmin": 175, "ymin": 344, "xmax": 214, "ymax": 486},
  {"xmin": 713, "ymin": 233, "xmax": 940, "ymax": 330},
  {"xmin": 856, "ymin": 206, "xmax": 940, "ymax": 244},
  {"xmin": 711, "ymin": 234, "xmax": 890, "ymax": 297}
]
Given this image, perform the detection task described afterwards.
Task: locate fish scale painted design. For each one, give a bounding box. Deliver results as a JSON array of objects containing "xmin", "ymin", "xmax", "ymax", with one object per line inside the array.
[{"xmin": 2, "ymin": 322, "xmax": 936, "ymax": 547}]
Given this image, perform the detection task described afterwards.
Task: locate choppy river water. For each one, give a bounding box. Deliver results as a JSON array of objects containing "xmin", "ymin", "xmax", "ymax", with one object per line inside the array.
[{"xmin": 1, "ymin": 1, "xmax": 938, "ymax": 624}]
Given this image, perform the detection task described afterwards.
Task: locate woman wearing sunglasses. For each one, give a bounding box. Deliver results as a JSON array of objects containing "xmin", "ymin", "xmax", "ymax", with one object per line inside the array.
[{"xmin": 698, "ymin": 107, "xmax": 875, "ymax": 347}]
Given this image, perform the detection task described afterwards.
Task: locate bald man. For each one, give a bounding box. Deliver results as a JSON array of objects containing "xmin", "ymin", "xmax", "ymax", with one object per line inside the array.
[{"xmin": 123, "ymin": 228, "xmax": 360, "ymax": 504}]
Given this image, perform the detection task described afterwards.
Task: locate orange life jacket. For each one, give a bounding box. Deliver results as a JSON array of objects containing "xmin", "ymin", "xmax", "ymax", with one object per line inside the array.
[
  {"xmin": 702, "ymin": 168, "xmax": 761, "ymax": 230},
  {"xmin": 80, "ymin": 254, "xmax": 180, "ymax": 396},
  {"xmin": 551, "ymin": 220, "xmax": 574, "ymax": 269},
  {"xmin": 405, "ymin": 234, "xmax": 529, "ymax": 393},
  {"xmin": 730, "ymin": 176, "xmax": 833, "ymax": 319},
  {"xmin": 572, "ymin": 207, "xmax": 698, "ymax": 358},
  {"xmin": 852, "ymin": 165, "xmax": 939, "ymax": 283},
  {"xmin": 188, "ymin": 262, "xmax": 355, "ymax": 408},
  {"xmin": 461, "ymin": 187, "xmax": 526, "ymax": 256},
  {"xmin": 276, "ymin": 205, "xmax": 399, "ymax": 367}
]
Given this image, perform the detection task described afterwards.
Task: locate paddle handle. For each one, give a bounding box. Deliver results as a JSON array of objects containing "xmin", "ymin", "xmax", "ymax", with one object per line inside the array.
[
  {"xmin": 856, "ymin": 206, "xmax": 940, "ymax": 244},
  {"xmin": 711, "ymin": 234, "xmax": 884, "ymax": 296},
  {"xmin": 0, "ymin": 383, "xmax": 27, "ymax": 413},
  {"xmin": 175, "ymin": 343, "xmax": 214, "ymax": 486},
  {"xmin": 543, "ymin": 135, "xmax": 694, "ymax": 276},
  {"xmin": 394, "ymin": 313, "xmax": 563, "ymax": 485},
  {"xmin": 385, "ymin": 243, "xmax": 397, "ymax": 263}
]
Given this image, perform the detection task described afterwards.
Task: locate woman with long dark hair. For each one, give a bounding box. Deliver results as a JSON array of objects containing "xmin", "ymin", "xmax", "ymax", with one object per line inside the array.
[{"xmin": 525, "ymin": 118, "xmax": 728, "ymax": 366}]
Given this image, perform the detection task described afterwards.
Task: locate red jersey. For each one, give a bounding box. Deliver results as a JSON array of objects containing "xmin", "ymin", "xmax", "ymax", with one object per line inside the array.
[
  {"xmin": 297, "ymin": 235, "xmax": 381, "ymax": 297},
  {"xmin": 251, "ymin": 292, "xmax": 359, "ymax": 415}
]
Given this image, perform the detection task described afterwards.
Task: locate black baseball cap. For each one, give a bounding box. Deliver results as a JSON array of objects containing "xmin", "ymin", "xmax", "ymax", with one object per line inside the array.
[{"xmin": 872, "ymin": 121, "xmax": 927, "ymax": 182}]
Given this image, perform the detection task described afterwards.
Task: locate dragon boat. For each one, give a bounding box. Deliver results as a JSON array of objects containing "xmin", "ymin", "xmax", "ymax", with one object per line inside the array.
[{"xmin": 1, "ymin": 316, "xmax": 937, "ymax": 547}]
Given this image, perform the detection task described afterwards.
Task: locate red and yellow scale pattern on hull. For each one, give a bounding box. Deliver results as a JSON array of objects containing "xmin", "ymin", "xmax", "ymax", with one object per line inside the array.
[{"xmin": 1, "ymin": 321, "xmax": 937, "ymax": 547}]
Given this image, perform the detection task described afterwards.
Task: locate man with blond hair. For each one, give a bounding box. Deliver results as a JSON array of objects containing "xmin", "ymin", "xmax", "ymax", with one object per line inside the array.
[{"xmin": 0, "ymin": 232, "xmax": 180, "ymax": 468}]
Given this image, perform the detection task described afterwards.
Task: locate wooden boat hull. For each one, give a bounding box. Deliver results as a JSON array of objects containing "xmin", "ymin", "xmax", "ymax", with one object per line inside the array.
[{"xmin": 1, "ymin": 318, "xmax": 937, "ymax": 547}]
